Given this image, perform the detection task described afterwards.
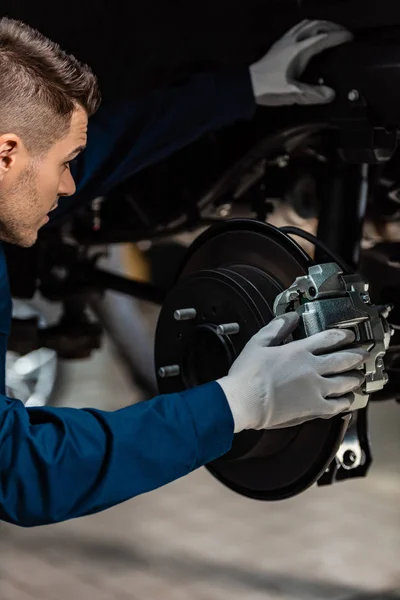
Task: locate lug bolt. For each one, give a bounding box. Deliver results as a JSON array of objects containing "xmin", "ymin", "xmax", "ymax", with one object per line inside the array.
[
  {"xmin": 348, "ymin": 89, "xmax": 359, "ymax": 102},
  {"xmin": 158, "ymin": 365, "xmax": 180, "ymax": 378},
  {"xmin": 342, "ymin": 450, "xmax": 357, "ymax": 468},
  {"xmin": 361, "ymin": 293, "xmax": 371, "ymax": 304},
  {"xmin": 216, "ymin": 323, "xmax": 240, "ymax": 336},
  {"xmin": 217, "ymin": 203, "xmax": 232, "ymax": 218},
  {"xmin": 376, "ymin": 358, "xmax": 384, "ymax": 368},
  {"xmin": 174, "ymin": 308, "xmax": 197, "ymax": 321},
  {"xmin": 277, "ymin": 155, "xmax": 290, "ymax": 168}
]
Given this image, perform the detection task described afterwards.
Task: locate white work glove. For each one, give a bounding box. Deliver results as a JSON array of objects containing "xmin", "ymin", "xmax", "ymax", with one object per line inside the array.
[
  {"xmin": 217, "ymin": 312, "xmax": 368, "ymax": 433},
  {"xmin": 250, "ymin": 19, "xmax": 353, "ymax": 106}
]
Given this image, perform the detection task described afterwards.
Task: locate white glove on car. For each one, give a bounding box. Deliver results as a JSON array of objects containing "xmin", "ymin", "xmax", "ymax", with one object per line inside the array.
[
  {"xmin": 217, "ymin": 312, "xmax": 368, "ymax": 433},
  {"xmin": 250, "ymin": 19, "xmax": 353, "ymax": 106}
]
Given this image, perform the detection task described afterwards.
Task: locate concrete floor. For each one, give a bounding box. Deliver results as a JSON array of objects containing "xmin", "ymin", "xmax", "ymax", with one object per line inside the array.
[{"xmin": 0, "ymin": 321, "xmax": 400, "ymax": 600}]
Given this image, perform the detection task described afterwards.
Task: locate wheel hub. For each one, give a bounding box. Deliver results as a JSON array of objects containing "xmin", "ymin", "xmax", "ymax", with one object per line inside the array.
[{"xmin": 157, "ymin": 264, "xmax": 282, "ymax": 392}]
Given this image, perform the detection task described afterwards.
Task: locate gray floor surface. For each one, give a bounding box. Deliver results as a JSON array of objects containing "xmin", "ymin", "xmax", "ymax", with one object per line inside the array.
[{"xmin": 0, "ymin": 330, "xmax": 399, "ymax": 600}]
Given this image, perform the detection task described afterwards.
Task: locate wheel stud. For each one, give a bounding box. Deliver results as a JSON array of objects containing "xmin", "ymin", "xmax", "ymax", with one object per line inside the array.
[
  {"xmin": 174, "ymin": 308, "xmax": 197, "ymax": 321},
  {"xmin": 216, "ymin": 323, "xmax": 240, "ymax": 336},
  {"xmin": 158, "ymin": 365, "xmax": 180, "ymax": 378}
]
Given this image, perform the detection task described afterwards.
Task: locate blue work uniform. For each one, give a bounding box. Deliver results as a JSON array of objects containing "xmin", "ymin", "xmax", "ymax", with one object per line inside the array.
[
  {"xmin": 52, "ymin": 68, "xmax": 256, "ymax": 222},
  {"xmin": 0, "ymin": 69, "xmax": 255, "ymax": 527}
]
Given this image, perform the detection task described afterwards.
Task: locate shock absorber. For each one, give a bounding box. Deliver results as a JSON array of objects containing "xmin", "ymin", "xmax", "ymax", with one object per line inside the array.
[{"xmin": 315, "ymin": 162, "xmax": 369, "ymax": 270}]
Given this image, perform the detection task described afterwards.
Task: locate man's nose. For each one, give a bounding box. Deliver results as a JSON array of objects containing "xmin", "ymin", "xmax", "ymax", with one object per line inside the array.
[{"xmin": 59, "ymin": 169, "xmax": 77, "ymax": 197}]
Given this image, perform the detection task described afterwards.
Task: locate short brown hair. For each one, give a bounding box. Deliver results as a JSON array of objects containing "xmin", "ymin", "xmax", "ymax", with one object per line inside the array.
[{"xmin": 0, "ymin": 17, "xmax": 101, "ymax": 153}]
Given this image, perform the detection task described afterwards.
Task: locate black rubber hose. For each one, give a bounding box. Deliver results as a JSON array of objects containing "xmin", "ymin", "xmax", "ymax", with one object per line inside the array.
[{"xmin": 279, "ymin": 226, "xmax": 353, "ymax": 274}]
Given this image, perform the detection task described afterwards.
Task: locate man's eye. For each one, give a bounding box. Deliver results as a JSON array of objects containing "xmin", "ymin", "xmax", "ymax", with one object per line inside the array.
[{"xmin": 64, "ymin": 157, "xmax": 79, "ymax": 170}]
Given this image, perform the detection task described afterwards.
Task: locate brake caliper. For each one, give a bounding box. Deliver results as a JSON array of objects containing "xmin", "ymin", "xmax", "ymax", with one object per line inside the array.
[{"xmin": 273, "ymin": 263, "xmax": 392, "ymax": 411}]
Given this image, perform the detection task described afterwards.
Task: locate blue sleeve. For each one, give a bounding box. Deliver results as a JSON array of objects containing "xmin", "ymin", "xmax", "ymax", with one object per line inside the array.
[
  {"xmin": 0, "ymin": 382, "xmax": 234, "ymax": 527},
  {"xmin": 51, "ymin": 68, "xmax": 255, "ymax": 221}
]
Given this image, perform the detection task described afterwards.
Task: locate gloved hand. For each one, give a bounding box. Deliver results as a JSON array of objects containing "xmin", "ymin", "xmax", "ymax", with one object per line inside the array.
[
  {"xmin": 217, "ymin": 312, "xmax": 368, "ymax": 433},
  {"xmin": 250, "ymin": 19, "xmax": 353, "ymax": 106}
]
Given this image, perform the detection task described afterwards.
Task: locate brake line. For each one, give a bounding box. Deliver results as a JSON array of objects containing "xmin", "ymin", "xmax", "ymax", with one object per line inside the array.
[{"xmin": 279, "ymin": 226, "xmax": 352, "ymax": 274}]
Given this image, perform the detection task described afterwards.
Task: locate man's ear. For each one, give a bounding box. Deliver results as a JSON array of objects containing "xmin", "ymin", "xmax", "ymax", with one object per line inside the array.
[{"xmin": 0, "ymin": 136, "xmax": 20, "ymax": 182}]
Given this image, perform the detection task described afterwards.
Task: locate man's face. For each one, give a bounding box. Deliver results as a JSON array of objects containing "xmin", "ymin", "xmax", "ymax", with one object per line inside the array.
[{"xmin": 0, "ymin": 106, "xmax": 88, "ymax": 247}]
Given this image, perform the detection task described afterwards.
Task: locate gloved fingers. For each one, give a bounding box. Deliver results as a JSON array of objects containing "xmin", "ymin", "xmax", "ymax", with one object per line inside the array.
[
  {"xmin": 254, "ymin": 89, "xmax": 314, "ymax": 107},
  {"xmin": 296, "ymin": 19, "xmax": 348, "ymax": 41},
  {"xmin": 289, "ymin": 82, "xmax": 336, "ymax": 105},
  {"xmin": 319, "ymin": 394, "xmax": 354, "ymax": 418},
  {"xmin": 303, "ymin": 328, "xmax": 356, "ymax": 354},
  {"xmin": 292, "ymin": 30, "xmax": 353, "ymax": 79},
  {"xmin": 266, "ymin": 395, "xmax": 352, "ymax": 429},
  {"xmin": 281, "ymin": 19, "xmax": 313, "ymax": 40},
  {"xmin": 251, "ymin": 311, "xmax": 300, "ymax": 347},
  {"xmin": 322, "ymin": 370, "xmax": 365, "ymax": 398},
  {"xmin": 281, "ymin": 19, "xmax": 344, "ymax": 43},
  {"xmin": 267, "ymin": 414, "xmax": 323, "ymax": 429},
  {"xmin": 316, "ymin": 348, "xmax": 369, "ymax": 376},
  {"xmin": 296, "ymin": 28, "xmax": 353, "ymax": 53},
  {"xmin": 254, "ymin": 83, "xmax": 334, "ymax": 106}
]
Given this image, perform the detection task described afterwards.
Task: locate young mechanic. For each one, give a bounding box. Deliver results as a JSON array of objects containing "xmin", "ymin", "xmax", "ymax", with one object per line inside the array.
[{"xmin": 0, "ymin": 18, "xmax": 367, "ymax": 527}]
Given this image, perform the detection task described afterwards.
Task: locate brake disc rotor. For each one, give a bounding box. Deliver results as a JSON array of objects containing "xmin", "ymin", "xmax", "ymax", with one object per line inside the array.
[{"xmin": 155, "ymin": 219, "xmax": 349, "ymax": 500}]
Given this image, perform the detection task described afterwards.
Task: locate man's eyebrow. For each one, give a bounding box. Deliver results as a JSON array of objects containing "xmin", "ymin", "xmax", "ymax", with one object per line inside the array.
[{"xmin": 65, "ymin": 145, "xmax": 86, "ymax": 160}]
